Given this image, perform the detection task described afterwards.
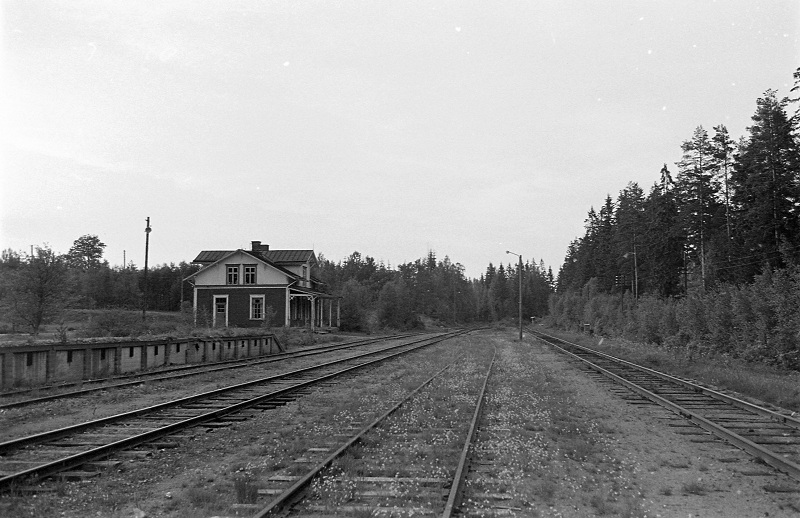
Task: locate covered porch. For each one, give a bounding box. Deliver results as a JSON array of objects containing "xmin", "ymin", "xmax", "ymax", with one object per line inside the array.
[{"xmin": 288, "ymin": 287, "xmax": 341, "ymax": 331}]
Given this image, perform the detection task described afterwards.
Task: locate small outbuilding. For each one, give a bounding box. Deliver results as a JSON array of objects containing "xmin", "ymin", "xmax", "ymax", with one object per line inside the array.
[{"xmin": 185, "ymin": 241, "xmax": 339, "ymax": 330}]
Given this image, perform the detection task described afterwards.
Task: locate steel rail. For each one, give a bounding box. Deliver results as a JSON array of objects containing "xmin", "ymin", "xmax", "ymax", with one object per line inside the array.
[
  {"xmin": 0, "ymin": 331, "xmax": 468, "ymax": 489},
  {"xmin": 532, "ymin": 330, "xmax": 800, "ymax": 482},
  {"xmin": 251, "ymin": 361, "xmax": 459, "ymax": 517},
  {"xmin": 442, "ymin": 346, "xmax": 496, "ymax": 517},
  {"xmin": 532, "ymin": 328, "xmax": 800, "ymax": 429},
  {"xmin": 253, "ymin": 338, "xmax": 494, "ymax": 517},
  {"xmin": 0, "ymin": 333, "xmax": 448, "ymax": 453},
  {"xmin": 0, "ymin": 334, "xmax": 418, "ymax": 410}
]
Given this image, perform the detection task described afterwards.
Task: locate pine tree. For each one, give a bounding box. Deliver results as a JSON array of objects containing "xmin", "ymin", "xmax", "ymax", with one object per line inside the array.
[
  {"xmin": 642, "ymin": 184, "xmax": 684, "ymax": 297},
  {"xmin": 711, "ymin": 125, "xmax": 735, "ymax": 247},
  {"xmin": 614, "ymin": 183, "xmax": 645, "ymax": 295},
  {"xmin": 730, "ymin": 90, "xmax": 800, "ymax": 280},
  {"xmin": 675, "ymin": 126, "xmax": 723, "ymax": 290}
]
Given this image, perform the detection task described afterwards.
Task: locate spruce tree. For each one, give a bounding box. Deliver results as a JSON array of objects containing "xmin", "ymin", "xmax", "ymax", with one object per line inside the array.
[
  {"xmin": 730, "ymin": 90, "xmax": 800, "ymax": 280},
  {"xmin": 675, "ymin": 126, "xmax": 723, "ymax": 290}
]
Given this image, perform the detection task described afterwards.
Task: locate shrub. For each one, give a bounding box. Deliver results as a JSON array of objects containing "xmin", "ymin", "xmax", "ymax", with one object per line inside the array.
[
  {"xmin": 79, "ymin": 310, "xmax": 144, "ymax": 338},
  {"xmin": 233, "ymin": 475, "xmax": 259, "ymax": 504}
]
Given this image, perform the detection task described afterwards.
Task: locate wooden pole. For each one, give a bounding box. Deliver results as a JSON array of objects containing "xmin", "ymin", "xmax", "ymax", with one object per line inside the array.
[{"xmin": 143, "ymin": 217, "xmax": 151, "ymax": 322}]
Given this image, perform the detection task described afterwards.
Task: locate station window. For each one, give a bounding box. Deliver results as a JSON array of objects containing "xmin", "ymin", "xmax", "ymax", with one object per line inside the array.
[
  {"xmin": 176, "ymin": 344, "xmax": 181, "ymax": 353},
  {"xmin": 129, "ymin": 347, "xmax": 134, "ymax": 358},
  {"xmin": 226, "ymin": 265, "xmax": 239, "ymax": 285},
  {"xmin": 67, "ymin": 351, "xmax": 73, "ymax": 363},
  {"xmin": 244, "ymin": 265, "xmax": 257, "ymax": 285},
  {"xmin": 154, "ymin": 345, "xmax": 159, "ymax": 356},
  {"xmin": 26, "ymin": 352, "xmax": 33, "ymax": 367},
  {"xmin": 251, "ymin": 295, "xmax": 265, "ymax": 320},
  {"xmin": 100, "ymin": 349, "xmax": 106, "ymax": 361}
]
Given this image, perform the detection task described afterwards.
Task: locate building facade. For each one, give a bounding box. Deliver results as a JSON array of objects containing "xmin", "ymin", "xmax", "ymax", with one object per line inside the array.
[{"xmin": 186, "ymin": 241, "xmax": 339, "ymax": 330}]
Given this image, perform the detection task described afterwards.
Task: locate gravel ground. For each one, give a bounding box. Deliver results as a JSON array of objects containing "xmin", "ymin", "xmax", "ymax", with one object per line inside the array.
[{"xmin": 1, "ymin": 329, "xmax": 799, "ymax": 517}]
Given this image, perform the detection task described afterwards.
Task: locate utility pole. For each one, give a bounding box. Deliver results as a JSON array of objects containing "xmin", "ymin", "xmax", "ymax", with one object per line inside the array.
[
  {"xmin": 633, "ymin": 240, "xmax": 638, "ymax": 300},
  {"xmin": 506, "ymin": 250, "xmax": 523, "ymax": 341},
  {"xmin": 143, "ymin": 217, "xmax": 151, "ymax": 322},
  {"xmin": 179, "ymin": 264, "xmax": 184, "ymax": 309}
]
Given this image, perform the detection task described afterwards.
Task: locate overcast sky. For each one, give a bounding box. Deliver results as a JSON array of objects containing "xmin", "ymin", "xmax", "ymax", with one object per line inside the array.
[{"xmin": 1, "ymin": 1, "xmax": 798, "ymax": 278}]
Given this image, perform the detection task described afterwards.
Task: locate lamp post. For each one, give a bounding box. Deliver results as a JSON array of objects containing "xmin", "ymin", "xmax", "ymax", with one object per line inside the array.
[
  {"xmin": 506, "ymin": 250, "xmax": 523, "ymax": 341},
  {"xmin": 143, "ymin": 217, "xmax": 151, "ymax": 322}
]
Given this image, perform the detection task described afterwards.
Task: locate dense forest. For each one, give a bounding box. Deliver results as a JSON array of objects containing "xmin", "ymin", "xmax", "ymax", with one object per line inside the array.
[
  {"xmin": 0, "ymin": 237, "xmax": 554, "ymax": 335},
  {"xmin": 549, "ymin": 70, "xmax": 800, "ymax": 369},
  {"xmin": 314, "ymin": 251, "xmax": 553, "ymax": 332}
]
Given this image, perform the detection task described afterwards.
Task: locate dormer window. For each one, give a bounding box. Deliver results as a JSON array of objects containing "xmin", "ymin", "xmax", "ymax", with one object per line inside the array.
[
  {"xmin": 226, "ymin": 265, "xmax": 239, "ymax": 285},
  {"xmin": 302, "ymin": 265, "xmax": 308, "ymax": 280}
]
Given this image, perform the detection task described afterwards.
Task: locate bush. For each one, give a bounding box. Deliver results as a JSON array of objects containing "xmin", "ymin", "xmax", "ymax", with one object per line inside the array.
[
  {"xmin": 80, "ymin": 310, "xmax": 145, "ymax": 338},
  {"xmin": 547, "ymin": 266, "xmax": 800, "ymax": 370}
]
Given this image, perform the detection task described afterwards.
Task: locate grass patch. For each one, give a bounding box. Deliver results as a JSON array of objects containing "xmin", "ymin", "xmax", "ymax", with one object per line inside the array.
[
  {"xmin": 233, "ymin": 475, "xmax": 260, "ymax": 504},
  {"xmin": 186, "ymin": 484, "xmax": 226, "ymax": 513},
  {"xmin": 681, "ymin": 480, "xmax": 707, "ymax": 495}
]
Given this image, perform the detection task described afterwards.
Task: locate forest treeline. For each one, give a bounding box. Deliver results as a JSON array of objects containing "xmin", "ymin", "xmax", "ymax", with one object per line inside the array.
[
  {"xmin": 315, "ymin": 251, "xmax": 554, "ymax": 332},
  {"xmin": 549, "ymin": 70, "xmax": 800, "ymax": 369},
  {"xmin": 0, "ymin": 236, "xmax": 200, "ymax": 334},
  {"xmin": 0, "ymin": 236, "xmax": 554, "ymax": 335}
]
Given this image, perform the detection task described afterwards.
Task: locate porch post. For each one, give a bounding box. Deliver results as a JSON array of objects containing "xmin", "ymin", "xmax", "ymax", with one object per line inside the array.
[
  {"xmin": 310, "ymin": 296, "xmax": 315, "ymax": 333},
  {"xmin": 285, "ymin": 290, "xmax": 291, "ymax": 327}
]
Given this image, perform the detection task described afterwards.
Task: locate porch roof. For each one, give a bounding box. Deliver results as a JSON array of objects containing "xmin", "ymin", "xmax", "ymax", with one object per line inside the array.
[{"xmin": 289, "ymin": 286, "xmax": 341, "ymax": 299}]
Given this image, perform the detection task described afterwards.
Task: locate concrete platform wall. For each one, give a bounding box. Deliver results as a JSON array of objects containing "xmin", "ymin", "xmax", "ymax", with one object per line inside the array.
[{"xmin": 0, "ymin": 333, "xmax": 282, "ymax": 390}]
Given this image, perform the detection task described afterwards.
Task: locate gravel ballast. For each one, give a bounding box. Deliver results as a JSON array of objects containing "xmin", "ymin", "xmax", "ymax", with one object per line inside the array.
[{"xmin": 1, "ymin": 329, "xmax": 798, "ymax": 517}]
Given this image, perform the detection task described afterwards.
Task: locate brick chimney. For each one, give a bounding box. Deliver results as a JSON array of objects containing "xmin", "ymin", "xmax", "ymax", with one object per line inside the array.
[{"xmin": 251, "ymin": 241, "xmax": 269, "ymax": 252}]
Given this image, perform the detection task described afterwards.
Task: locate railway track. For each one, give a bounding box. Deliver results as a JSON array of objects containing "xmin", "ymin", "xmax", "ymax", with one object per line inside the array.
[
  {"xmin": 235, "ymin": 344, "xmax": 495, "ymax": 517},
  {"xmin": 530, "ymin": 327, "xmax": 800, "ymax": 483},
  {"xmin": 0, "ymin": 330, "xmax": 469, "ymax": 490},
  {"xmin": 0, "ymin": 333, "xmax": 418, "ymax": 410}
]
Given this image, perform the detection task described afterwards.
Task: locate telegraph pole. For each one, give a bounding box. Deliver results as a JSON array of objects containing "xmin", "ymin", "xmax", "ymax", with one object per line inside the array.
[
  {"xmin": 506, "ymin": 250, "xmax": 523, "ymax": 341},
  {"xmin": 143, "ymin": 217, "xmax": 151, "ymax": 322}
]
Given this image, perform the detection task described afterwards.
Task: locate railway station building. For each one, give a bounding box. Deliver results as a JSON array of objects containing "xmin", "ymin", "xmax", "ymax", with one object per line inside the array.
[{"xmin": 185, "ymin": 241, "xmax": 339, "ymax": 330}]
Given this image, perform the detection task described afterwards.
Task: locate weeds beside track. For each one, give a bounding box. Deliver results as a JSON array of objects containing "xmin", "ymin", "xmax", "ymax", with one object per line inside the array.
[{"xmin": 531, "ymin": 327, "xmax": 800, "ymax": 483}]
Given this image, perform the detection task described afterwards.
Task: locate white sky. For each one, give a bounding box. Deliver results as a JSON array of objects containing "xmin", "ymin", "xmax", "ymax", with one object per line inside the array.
[{"xmin": 1, "ymin": 1, "xmax": 798, "ymax": 278}]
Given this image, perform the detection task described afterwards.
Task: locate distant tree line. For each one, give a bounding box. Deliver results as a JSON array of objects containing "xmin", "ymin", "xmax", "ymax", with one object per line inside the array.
[
  {"xmin": 550, "ymin": 69, "xmax": 800, "ymax": 369},
  {"xmin": 314, "ymin": 250, "xmax": 554, "ymax": 332},
  {"xmin": 0, "ymin": 235, "xmax": 199, "ymax": 334},
  {"xmin": 1, "ymin": 237, "xmax": 554, "ymax": 335}
]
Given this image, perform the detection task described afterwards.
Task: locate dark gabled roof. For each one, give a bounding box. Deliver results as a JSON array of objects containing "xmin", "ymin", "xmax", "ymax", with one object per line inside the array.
[
  {"xmin": 241, "ymin": 250, "xmax": 301, "ymax": 280},
  {"xmin": 184, "ymin": 249, "xmax": 301, "ymax": 282},
  {"xmin": 261, "ymin": 250, "xmax": 316, "ymax": 265},
  {"xmin": 193, "ymin": 249, "xmax": 316, "ymax": 266},
  {"xmin": 193, "ymin": 250, "xmax": 231, "ymax": 264}
]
